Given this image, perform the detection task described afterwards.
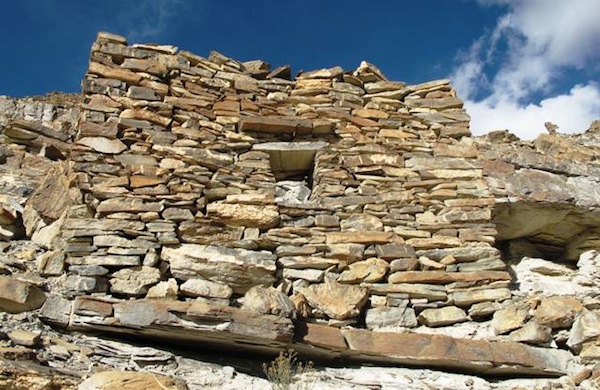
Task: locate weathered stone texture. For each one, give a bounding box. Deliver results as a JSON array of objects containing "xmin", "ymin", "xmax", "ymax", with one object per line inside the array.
[{"xmin": 0, "ymin": 277, "xmax": 47, "ymax": 313}]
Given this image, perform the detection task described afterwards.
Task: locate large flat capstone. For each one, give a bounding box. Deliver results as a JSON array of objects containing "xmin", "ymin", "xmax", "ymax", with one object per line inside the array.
[{"xmin": 239, "ymin": 116, "xmax": 313, "ymax": 134}]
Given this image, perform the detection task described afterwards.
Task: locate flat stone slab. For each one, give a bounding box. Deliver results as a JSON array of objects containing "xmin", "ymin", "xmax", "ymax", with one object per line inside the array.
[
  {"xmin": 363, "ymin": 282, "xmax": 448, "ymax": 301},
  {"xmin": 339, "ymin": 329, "xmax": 576, "ymax": 377},
  {"xmin": 206, "ymin": 203, "xmax": 280, "ymax": 229},
  {"xmin": 253, "ymin": 141, "xmax": 328, "ymax": 173},
  {"xmin": 253, "ymin": 141, "xmax": 329, "ymax": 152},
  {"xmin": 46, "ymin": 297, "xmax": 293, "ymax": 355},
  {"xmin": 239, "ymin": 116, "xmax": 313, "ymax": 134},
  {"xmin": 326, "ymin": 231, "xmax": 400, "ymax": 245},
  {"xmin": 40, "ymin": 296, "xmax": 580, "ymax": 378},
  {"xmin": 8, "ymin": 119, "xmax": 71, "ymax": 141},
  {"xmin": 77, "ymin": 136, "xmax": 127, "ymax": 154},
  {"xmin": 388, "ymin": 271, "xmax": 511, "ymax": 284}
]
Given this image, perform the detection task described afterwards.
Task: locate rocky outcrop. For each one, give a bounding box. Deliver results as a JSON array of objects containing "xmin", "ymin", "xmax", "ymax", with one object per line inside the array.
[
  {"xmin": 480, "ymin": 130, "xmax": 600, "ymax": 261},
  {"xmin": 1, "ymin": 31, "xmax": 600, "ymax": 389}
]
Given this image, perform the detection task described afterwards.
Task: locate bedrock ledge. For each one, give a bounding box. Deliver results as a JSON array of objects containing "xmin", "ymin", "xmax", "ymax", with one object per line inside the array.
[{"xmin": 40, "ymin": 295, "xmax": 580, "ymax": 378}]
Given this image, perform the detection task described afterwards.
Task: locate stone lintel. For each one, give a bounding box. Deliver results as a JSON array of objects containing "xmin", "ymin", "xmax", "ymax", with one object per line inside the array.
[{"xmin": 239, "ymin": 116, "xmax": 313, "ymax": 134}]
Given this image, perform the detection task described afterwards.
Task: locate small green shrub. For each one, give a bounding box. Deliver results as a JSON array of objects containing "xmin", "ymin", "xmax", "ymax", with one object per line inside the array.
[{"xmin": 263, "ymin": 349, "xmax": 315, "ymax": 390}]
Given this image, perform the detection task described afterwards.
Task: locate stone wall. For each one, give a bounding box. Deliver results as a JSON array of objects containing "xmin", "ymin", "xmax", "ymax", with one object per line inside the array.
[{"xmin": 63, "ymin": 31, "xmax": 507, "ymax": 329}]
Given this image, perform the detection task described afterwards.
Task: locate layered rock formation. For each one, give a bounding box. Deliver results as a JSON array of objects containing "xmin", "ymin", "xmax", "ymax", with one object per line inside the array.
[{"xmin": 1, "ymin": 32, "xmax": 600, "ymax": 388}]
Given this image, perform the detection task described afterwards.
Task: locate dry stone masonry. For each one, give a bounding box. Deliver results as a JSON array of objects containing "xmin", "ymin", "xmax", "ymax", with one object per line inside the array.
[
  {"xmin": 68, "ymin": 32, "xmax": 501, "ymax": 313},
  {"xmin": 60, "ymin": 31, "xmax": 513, "ymax": 331},
  {"xmin": 2, "ymin": 31, "xmax": 600, "ymax": 388}
]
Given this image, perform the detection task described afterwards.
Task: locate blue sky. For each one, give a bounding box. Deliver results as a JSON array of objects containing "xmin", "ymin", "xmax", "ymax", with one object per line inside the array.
[{"xmin": 1, "ymin": 0, "xmax": 599, "ymax": 139}]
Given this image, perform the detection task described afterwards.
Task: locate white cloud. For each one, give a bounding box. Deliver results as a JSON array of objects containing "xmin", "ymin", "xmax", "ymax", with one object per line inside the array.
[
  {"xmin": 452, "ymin": 0, "xmax": 600, "ymax": 139},
  {"xmin": 467, "ymin": 83, "xmax": 600, "ymax": 139},
  {"xmin": 118, "ymin": 0, "xmax": 188, "ymax": 42}
]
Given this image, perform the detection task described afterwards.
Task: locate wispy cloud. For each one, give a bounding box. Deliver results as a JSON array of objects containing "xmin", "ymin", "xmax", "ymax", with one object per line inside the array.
[
  {"xmin": 451, "ymin": 0, "xmax": 600, "ymax": 139},
  {"xmin": 117, "ymin": 0, "xmax": 189, "ymax": 42}
]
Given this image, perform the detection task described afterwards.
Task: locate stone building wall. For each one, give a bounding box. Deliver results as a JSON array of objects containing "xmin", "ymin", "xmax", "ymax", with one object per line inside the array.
[{"xmin": 63, "ymin": 31, "xmax": 507, "ymax": 329}]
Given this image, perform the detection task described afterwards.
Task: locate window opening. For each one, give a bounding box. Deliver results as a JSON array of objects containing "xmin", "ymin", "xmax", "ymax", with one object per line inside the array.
[{"xmin": 252, "ymin": 141, "xmax": 328, "ymax": 204}]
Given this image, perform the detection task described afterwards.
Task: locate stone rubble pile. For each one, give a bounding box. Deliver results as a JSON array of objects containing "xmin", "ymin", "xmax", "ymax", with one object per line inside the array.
[
  {"xmin": 0, "ymin": 94, "xmax": 80, "ymax": 160},
  {"xmin": 0, "ymin": 94, "xmax": 80, "ymax": 129},
  {"xmin": 1, "ymin": 31, "xmax": 600, "ymax": 388},
  {"xmin": 0, "ymin": 95, "xmax": 80, "ymax": 242}
]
